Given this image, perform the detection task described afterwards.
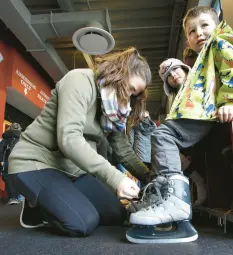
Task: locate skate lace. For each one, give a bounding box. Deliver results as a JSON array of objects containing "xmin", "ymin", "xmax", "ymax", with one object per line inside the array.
[
  {"xmin": 119, "ymin": 179, "xmax": 171, "ymax": 212},
  {"xmin": 118, "ymin": 182, "xmax": 163, "ymax": 212},
  {"xmin": 141, "ymin": 182, "xmax": 154, "ymax": 201},
  {"xmin": 144, "ymin": 187, "xmax": 162, "ymax": 209},
  {"xmin": 140, "ymin": 181, "xmax": 163, "ymax": 209},
  {"xmin": 123, "ymin": 182, "xmax": 155, "ymax": 212},
  {"xmin": 150, "ymin": 180, "xmax": 172, "ymax": 209},
  {"xmin": 118, "ymin": 197, "xmax": 139, "ymax": 212}
]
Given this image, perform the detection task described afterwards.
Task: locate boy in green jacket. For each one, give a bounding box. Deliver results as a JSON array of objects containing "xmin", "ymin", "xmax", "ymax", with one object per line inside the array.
[{"xmin": 129, "ymin": 6, "xmax": 233, "ymax": 226}]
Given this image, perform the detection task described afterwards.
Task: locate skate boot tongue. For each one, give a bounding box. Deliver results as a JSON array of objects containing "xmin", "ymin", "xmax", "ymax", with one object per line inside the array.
[{"xmin": 126, "ymin": 178, "xmax": 167, "ymax": 213}]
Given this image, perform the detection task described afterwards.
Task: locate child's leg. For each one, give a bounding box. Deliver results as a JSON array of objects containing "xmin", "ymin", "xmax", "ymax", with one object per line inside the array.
[
  {"xmin": 189, "ymin": 170, "xmax": 207, "ymax": 206},
  {"xmin": 130, "ymin": 119, "xmax": 214, "ymax": 225},
  {"xmin": 151, "ymin": 119, "xmax": 214, "ymax": 176},
  {"xmin": 182, "ymin": 157, "xmax": 207, "ymax": 206}
]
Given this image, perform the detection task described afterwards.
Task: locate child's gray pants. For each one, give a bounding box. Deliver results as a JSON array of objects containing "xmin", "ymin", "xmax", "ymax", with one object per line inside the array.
[{"xmin": 151, "ymin": 119, "xmax": 215, "ymax": 176}]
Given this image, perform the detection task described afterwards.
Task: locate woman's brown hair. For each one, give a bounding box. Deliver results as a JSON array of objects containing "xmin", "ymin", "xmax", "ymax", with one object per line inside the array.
[{"xmin": 94, "ymin": 47, "xmax": 151, "ymax": 127}]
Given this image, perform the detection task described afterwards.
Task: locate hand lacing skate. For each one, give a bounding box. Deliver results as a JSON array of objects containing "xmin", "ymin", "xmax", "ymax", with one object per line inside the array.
[
  {"xmin": 122, "ymin": 178, "xmax": 166, "ymax": 213},
  {"xmin": 119, "ymin": 182, "xmax": 159, "ymax": 212}
]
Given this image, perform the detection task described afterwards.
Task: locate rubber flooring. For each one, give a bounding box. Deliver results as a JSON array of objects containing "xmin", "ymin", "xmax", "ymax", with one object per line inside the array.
[{"xmin": 0, "ymin": 202, "xmax": 232, "ymax": 255}]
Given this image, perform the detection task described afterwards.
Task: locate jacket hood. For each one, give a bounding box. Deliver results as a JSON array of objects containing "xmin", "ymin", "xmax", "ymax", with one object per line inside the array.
[
  {"xmin": 2, "ymin": 130, "xmax": 21, "ymax": 139},
  {"xmin": 136, "ymin": 118, "xmax": 156, "ymax": 135},
  {"xmin": 159, "ymin": 58, "xmax": 190, "ymax": 96}
]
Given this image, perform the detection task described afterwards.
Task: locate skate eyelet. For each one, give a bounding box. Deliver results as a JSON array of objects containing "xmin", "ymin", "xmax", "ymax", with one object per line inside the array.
[
  {"xmin": 168, "ymin": 187, "xmax": 174, "ymax": 193},
  {"xmin": 169, "ymin": 180, "xmax": 174, "ymax": 186}
]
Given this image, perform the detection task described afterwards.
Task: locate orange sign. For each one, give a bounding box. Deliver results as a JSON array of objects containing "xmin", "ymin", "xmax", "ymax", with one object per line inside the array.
[{"xmin": 11, "ymin": 51, "xmax": 51, "ymax": 109}]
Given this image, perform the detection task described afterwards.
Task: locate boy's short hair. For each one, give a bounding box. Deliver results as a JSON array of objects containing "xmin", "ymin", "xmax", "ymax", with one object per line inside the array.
[{"xmin": 183, "ymin": 6, "xmax": 220, "ymax": 33}]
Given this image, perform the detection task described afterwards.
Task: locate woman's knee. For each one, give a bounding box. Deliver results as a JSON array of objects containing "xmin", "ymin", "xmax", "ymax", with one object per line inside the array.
[
  {"xmin": 38, "ymin": 189, "xmax": 100, "ymax": 237},
  {"xmin": 41, "ymin": 206, "xmax": 100, "ymax": 237},
  {"xmin": 53, "ymin": 217, "xmax": 99, "ymax": 237}
]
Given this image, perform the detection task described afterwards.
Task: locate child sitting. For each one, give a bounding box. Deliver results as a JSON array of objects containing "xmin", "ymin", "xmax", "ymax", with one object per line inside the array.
[
  {"xmin": 130, "ymin": 6, "xmax": 233, "ymax": 226},
  {"xmin": 159, "ymin": 58, "xmax": 207, "ymax": 206}
]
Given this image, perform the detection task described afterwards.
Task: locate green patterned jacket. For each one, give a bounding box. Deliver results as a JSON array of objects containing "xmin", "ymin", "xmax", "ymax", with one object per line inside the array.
[{"xmin": 167, "ymin": 21, "xmax": 233, "ymax": 120}]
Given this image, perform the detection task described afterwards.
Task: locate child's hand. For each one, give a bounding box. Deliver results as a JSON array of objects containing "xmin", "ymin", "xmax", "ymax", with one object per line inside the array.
[{"xmin": 217, "ymin": 105, "xmax": 233, "ymax": 123}]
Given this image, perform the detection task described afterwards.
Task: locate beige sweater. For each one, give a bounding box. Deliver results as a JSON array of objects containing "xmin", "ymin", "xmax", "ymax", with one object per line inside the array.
[{"xmin": 9, "ymin": 69, "xmax": 129, "ymax": 191}]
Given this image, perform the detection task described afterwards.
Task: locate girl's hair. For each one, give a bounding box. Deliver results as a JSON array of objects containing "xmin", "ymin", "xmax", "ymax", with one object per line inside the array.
[
  {"xmin": 128, "ymin": 90, "xmax": 148, "ymax": 129},
  {"xmin": 94, "ymin": 47, "xmax": 151, "ymax": 127}
]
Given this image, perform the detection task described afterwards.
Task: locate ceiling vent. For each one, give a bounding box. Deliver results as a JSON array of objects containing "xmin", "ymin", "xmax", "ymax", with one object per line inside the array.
[{"xmin": 72, "ymin": 21, "xmax": 115, "ymax": 55}]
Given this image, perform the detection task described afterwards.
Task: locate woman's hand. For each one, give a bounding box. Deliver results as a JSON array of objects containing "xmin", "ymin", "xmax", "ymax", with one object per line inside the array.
[{"xmin": 117, "ymin": 177, "xmax": 140, "ymax": 199}]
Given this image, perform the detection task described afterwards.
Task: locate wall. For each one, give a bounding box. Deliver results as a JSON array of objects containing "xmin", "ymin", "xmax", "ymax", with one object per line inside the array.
[
  {"xmin": 176, "ymin": 0, "xmax": 200, "ymax": 60},
  {"xmin": 4, "ymin": 103, "xmax": 33, "ymax": 131},
  {"xmin": 222, "ymin": 0, "xmax": 233, "ymax": 28},
  {"xmin": 10, "ymin": 50, "xmax": 51, "ymax": 109},
  {"xmin": 0, "ymin": 41, "xmax": 52, "ymax": 135},
  {"xmin": 0, "ymin": 42, "xmax": 8, "ymax": 135}
]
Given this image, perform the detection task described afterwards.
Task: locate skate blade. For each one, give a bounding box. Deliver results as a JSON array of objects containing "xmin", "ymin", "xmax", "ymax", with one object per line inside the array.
[
  {"xmin": 154, "ymin": 223, "xmax": 173, "ymax": 231},
  {"xmin": 126, "ymin": 221, "xmax": 198, "ymax": 244}
]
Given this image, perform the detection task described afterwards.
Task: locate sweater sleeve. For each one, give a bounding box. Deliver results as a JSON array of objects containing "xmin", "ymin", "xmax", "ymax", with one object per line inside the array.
[
  {"xmin": 128, "ymin": 128, "xmax": 135, "ymax": 147},
  {"xmin": 213, "ymin": 35, "xmax": 233, "ymax": 107},
  {"xmin": 56, "ymin": 71, "xmax": 126, "ymax": 191},
  {"xmin": 108, "ymin": 131, "xmax": 151, "ymax": 184}
]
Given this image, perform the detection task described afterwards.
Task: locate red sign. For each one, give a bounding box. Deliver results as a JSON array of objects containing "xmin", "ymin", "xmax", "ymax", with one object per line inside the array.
[
  {"xmin": 11, "ymin": 50, "xmax": 51, "ymax": 109},
  {"xmin": 0, "ymin": 42, "xmax": 7, "ymax": 136},
  {"xmin": 0, "ymin": 41, "xmax": 6, "ymax": 91}
]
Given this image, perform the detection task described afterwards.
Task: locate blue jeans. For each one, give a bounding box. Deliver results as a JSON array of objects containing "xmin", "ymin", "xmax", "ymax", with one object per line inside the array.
[{"xmin": 12, "ymin": 169, "xmax": 126, "ymax": 236}]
